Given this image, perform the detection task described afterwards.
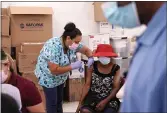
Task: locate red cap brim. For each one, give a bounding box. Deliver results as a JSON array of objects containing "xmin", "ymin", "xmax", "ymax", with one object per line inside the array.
[{"xmin": 93, "ymin": 52, "xmax": 118, "ymax": 57}]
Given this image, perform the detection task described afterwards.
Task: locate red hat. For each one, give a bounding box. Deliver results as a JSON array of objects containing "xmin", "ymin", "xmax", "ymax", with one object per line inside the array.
[{"xmin": 93, "ymin": 44, "xmax": 118, "ymax": 57}]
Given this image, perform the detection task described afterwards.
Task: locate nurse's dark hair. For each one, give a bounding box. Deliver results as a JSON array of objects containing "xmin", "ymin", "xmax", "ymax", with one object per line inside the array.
[
  {"xmin": 62, "ymin": 22, "xmax": 82, "ymax": 40},
  {"xmin": 1, "ymin": 49, "xmax": 14, "ymax": 73}
]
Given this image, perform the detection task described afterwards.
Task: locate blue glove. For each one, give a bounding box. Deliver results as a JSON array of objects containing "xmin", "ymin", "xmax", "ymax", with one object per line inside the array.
[
  {"xmin": 71, "ymin": 61, "xmax": 82, "ymax": 70},
  {"xmin": 87, "ymin": 57, "xmax": 94, "ymax": 68}
]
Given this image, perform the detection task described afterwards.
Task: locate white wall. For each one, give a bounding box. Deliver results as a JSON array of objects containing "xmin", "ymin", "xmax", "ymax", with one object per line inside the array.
[{"xmin": 2, "ymin": 2, "xmax": 99, "ymax": 37}]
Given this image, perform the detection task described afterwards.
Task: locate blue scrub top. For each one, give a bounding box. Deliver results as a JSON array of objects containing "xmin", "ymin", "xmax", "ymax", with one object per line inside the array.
[
  {"xmin": 35, "ymin": 37, "xmax": 83, "ymax": 88},
  {"xmin": 120, "ymin": 3, "xmax": 167, "ymax": 112}
]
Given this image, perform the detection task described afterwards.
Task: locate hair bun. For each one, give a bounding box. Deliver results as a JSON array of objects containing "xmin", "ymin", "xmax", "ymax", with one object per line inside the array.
[{"xmin": 64, "ymin": 22, "xmax": 76, "ymax": 32}]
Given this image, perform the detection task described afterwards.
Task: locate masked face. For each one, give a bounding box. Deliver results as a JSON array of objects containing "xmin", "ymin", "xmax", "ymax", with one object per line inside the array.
[
  {"xmin": 0, "ymin": 70, "xmax": 8, "ymax": 83},
  {"xmin": 98, "ymin": 57, "xmax": 111, "ymax": 65},
  {"xmin": 66, "ymin": 35, "xmax": 81, "ymax": 50},
  {"xmin": 0, "ymin": 63, "xmax": 9, "ymax": 84},
  {"xmin": 69, "ymin": 43, "xmax": 79, "ymax": 50},
  {"xmin": 102, "ymin": 2, "xmax": 140, "ymax": 28}
]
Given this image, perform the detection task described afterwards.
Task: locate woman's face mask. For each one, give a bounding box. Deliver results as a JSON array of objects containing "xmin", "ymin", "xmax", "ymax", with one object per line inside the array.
[
  {"xmin": 0, "ymin": 63, "xmax": 9, "ymax": 84},
  {"xmin": 98, "ymin": 57, "xmax": 111, "ymax": 65},
  {"xmin": 102, "ymin": 2, "xmax": 140, "ymax": 28},
  {"xmin": 0, "ymin": 70, "xmax": 8, "ymax": 83}
]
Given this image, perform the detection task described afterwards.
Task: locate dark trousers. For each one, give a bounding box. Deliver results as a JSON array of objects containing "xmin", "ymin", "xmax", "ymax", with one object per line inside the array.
[{"xmin": 43, "ymin": 84, "xmax": 64, "ymax": 113}]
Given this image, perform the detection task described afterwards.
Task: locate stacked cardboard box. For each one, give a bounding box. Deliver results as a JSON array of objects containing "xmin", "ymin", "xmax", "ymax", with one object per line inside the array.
[
  {"xmin": 94, "ymin": 2, "xmax": 107, "ymax": 22},
  {"xmin": 9, "ymin": 6, "xmax": 53, "ymax": 47},
  {"xmin": 1, "ymin": 6, "xmax": 53, "ymax": 94},
  {"xmin": 99, "ymin": 22, "xmax": 124, "ymax": 37},
  {"xmin": 9, "ymin": 6, "xmax": 53, "ymax": 61},
  {"xmin": 18, "ymin": 42, "xmax": 44, "ymax": 90},
  {"xmin": 18, "ymin": 43, "xmax": 44, "ymax": 72},
  {"xmin": 65, "ymin": 78, "xmax": 85, "ymax": 102},
  {"xmin": 1, "ymin": 8, "xmax": 11, "ymax": 54}
]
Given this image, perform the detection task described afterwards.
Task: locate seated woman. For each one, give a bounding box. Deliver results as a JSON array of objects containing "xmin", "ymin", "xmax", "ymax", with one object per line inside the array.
[
  {"xmin": 1, "ymin": 50, "xmax": 45, "ymax": 113},
  {"xmin": 76, "ymin": 44, "xmax": 121, "ymax": 113}
]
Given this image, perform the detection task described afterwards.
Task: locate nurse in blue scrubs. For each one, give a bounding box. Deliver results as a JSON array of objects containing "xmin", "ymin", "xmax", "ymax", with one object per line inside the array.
[{"xmin": 35, "ymin": 22, "xmax": 94, "ymax": 113}]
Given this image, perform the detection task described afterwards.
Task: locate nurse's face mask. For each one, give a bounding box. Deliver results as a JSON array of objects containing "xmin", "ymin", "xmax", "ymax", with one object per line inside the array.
[
  {"xmin": 102, "ymin": 2, "xmax": 140, "ymax": 28},
  {"xmin": 69, "ymin": 42, "xmax": 79, "ymax": 50},
  {"xmin": 68, "ymin": 35, "xmax": 81, "ymax": 50}
]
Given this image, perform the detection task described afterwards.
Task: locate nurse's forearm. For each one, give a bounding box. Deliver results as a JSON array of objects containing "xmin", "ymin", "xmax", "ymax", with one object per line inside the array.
[{"xmin": 49, "ymin": 64, "xmax": 72, "ymax": 75}]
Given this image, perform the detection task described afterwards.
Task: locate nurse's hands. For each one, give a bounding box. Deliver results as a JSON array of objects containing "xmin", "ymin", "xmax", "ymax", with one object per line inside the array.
[
  {"xmin": 71, "ymin": 61, "xmax": 82, "ymax": 70},
  {"xmin": 87, "ymin": 57, "xmax": 94, "ymax": 68}
]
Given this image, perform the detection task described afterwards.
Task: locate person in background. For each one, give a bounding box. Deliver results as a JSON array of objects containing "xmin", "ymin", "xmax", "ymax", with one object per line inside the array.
[
  {"xmin": 2, "ymin": 84, "xmax": 22, "ymax": 111},
  {"xmin": 76, "ymin": 44, "xmax": 121, "ymax": 113},
  {"xmin": 35, "ymin": 22, "xmax": 93, "ymax": 113},
  {"xmin": 1, "ymin": 93, "xmax": 20, "ymax": 113},
  {"xmin": 102, "ymin": 1, "xmax": 166, "ymax": 112},
  {"xmin": 0, "ymin": 50, "xmax": 45, "ymax": 113}
]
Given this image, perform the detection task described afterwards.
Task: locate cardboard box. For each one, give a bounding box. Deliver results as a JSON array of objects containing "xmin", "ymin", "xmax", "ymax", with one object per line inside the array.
[
  {"xmin": 1, "ymin": 8, "xmax": 10, "ymax": 36},
  {"xmin": 66, "ymin": 78, "xmax": 85, "ymax": 102},
  {"xmin": 13, "ymin": 60, "xmax": 17, "ymax": 75},
  {"xmin": 94, "ymin": 2, "xmax": 107, "ymax": 22},
  {"xmin": 2, "ymin": 36, "xmax": 11, "ymax": 47},
  {"xmin": 2, "ymin": 47, "xmax": 11, "ymax": 55},
  {"xmin": 10, "ymin": 46, "xmax": 20, "ymax": 61},
  {"xmin": 2, "ymin": 36, "xmax": 11, "ymax": 55},
  {"xmin": 18, "ymin": 53, "xmax": 39, "ymax": 72},
  {"xmin": 100, "ymin": 22, "xmax": 124, "ymax": 37},
  {"xmin": 12, "ymin": 46, "xmax": 21, "ymax": 62},
  {"xmin": 99, "ymin": 22, "xmax": 110, "ymax": 33},
  {"xmin": 81, "ymin": 33, "xmax": 110, "ymax": 61},
  {"xmin": 21, "ymin": 42, "xmax": 44, "ymax": 54},
  {"xmin": 82, "ymin": 33, "xmax": 110, "ymax": 51},
  {"xmin": 22, "ymin": 72, "xmax": 42, "ymax": 90},
  {"xmin": 1, "ymin": 8, "xmax": 9, "ymax": 15},
  {"xmin": 110, "ymin": 37, "xmax": 129, "ymax": 57},
  {"xmin": 9, "ymin": 6, "xmax": 53, "ymax": 47}
]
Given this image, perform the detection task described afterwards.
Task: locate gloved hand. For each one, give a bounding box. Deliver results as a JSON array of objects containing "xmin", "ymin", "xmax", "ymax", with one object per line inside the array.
[
  {"xmin": 87, "ymin": 57, "xmax": 94, "ymax": 68},
  {"xmin": 71, "ymin": 61, "xmax": 82, "ymax": 70}
]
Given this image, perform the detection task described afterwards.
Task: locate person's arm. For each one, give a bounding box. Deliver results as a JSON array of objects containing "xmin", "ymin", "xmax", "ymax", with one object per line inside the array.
[
  {"xmin": 78, "ymin": 66, "xmax": 93, "ymax": 105},
  {"xmin": 104, "ymin": 69, "xmax": 121, "ymax": 103},
  {"xmin": 48, "ymin": 62, "xmax": 72, "ymax": 75},
  {"xmin": 77, "ymin": 45, "xmax": 94, "ymax": 68},
  {"xmin": 27, "ymin": 103, "xmax": 45, "ymax": 113},
  {"xmin": 78, "ymin": 45, "xmax": 93, "ymax": 58},
  {"xmin": 25, "ymin": 82, "xmax": 45, "ymax": 113},
  {"xmin": 76, "ymin": 66, "xmax": 93, "ymax": 113},
  {"xmin": 42, "ymin": 42, "xmax": 80, "ymax": 75}
]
